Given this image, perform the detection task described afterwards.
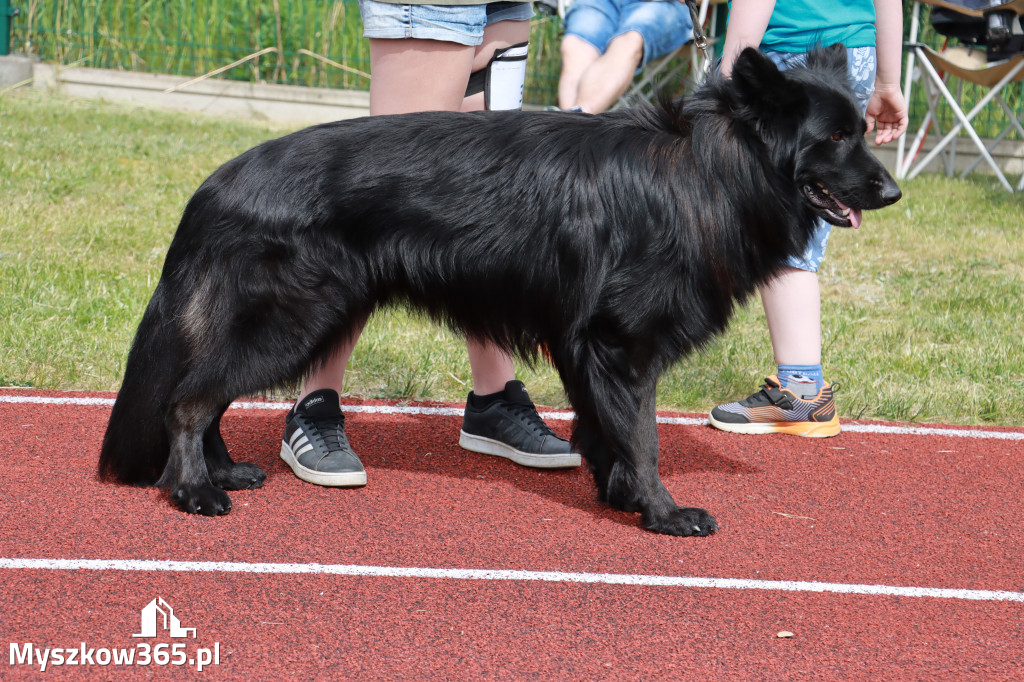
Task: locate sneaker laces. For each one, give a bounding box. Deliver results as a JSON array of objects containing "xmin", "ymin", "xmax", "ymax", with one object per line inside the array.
[
  {"xmin": 308, "ymin": 412, "xmax": 348, "ymax": 453},
  {"xmin": 506, "ymin": 402, "xmax": 555, "ymax": 437}
]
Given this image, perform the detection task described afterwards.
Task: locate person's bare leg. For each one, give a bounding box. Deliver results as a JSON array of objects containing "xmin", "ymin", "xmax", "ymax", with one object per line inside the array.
[
  {"xmin": 305, "ymin": 25, "xmax": 535, "ymax": 398},
  {"xmin": 465, "ymin": 339, "xmax": 515, "ymax": 395},
  {"xmin": 296, "ymin": 326, "xmax": 363, "ymax": 403},
  {"xmin": 760, "ymin": 267, "xmax": 822, "ymax": 367},
  {"xmin": 572, "ymin": 30, "xmax": 643, "ymax": 114},
  {"xmin": 461, "ymin": 19, "xmax": 531, "ymax": 111},
  {"xmin": 369, "ymin": 37, "xmax": 474, "ymax": 114},
  {"xmin": 297, "ymin": 22, "xmax": 576, "ymax": 466},
  {"xmin": 462, "ymin": 19, "xmax": 530, "ymax": 392},
  {"xmin": 558, "ymin": 35, "xmax": 601, "ymax": 110},
  {"xmin": 298, "ymin": 38, "xmax": 477, "ymax": 400}
]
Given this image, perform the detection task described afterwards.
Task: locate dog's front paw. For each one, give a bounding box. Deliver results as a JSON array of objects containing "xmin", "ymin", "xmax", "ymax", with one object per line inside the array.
[
  {"xmin": 645, "ymin": 507, "xmax": 718, "ymax": 537},
  {"xmin": 211, "ymin": 462, "xmax": 267, "ymax": 490},
  {"xmin": 170, "ymin": 485, "xmax": 232, "ymax": 516}
]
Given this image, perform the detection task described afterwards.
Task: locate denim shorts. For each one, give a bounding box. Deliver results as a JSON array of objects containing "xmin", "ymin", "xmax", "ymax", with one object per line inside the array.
[
  {"xmin": 359, "ymin": 0, "xmax": 535, "ymax": 46},
  {"xmin": 564, "ymin": 0, "xmax": 693, "ymax": 70},
  {"xmin": 767, "ymin": 46, "xmax": 876, "ymax": 272}
]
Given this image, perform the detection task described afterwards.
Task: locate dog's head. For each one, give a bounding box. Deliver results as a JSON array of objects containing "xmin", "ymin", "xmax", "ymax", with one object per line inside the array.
[{"xmin": 728, "ymin": 44, "xmax": 902, "ymax": 227}]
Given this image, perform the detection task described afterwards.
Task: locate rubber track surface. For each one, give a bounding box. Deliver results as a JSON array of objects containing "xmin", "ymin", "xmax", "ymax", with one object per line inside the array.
[{"xmin": 1, "ymin": 390, "xmax": 1021, "ymax": 680}]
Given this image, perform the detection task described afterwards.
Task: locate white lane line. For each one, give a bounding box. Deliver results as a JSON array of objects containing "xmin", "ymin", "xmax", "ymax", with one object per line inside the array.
[
  {"xmin": 1, "ymin": 394, "xmax": 1022, "ymax": 440},
  {"xmin": 1, "ymin": 557, "xmax": 1020, "ymax": 603}
]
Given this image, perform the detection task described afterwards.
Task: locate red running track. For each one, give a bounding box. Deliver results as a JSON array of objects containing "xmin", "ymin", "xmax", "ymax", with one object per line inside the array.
[{"xmin": 1, "ymin": 389, "xmax": 1022, "ymax": 680}]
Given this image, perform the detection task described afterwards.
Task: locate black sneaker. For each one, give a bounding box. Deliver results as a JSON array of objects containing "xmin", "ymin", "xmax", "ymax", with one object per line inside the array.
[
  {"xmin": 459, "ymin": 380, "xmax": 581, "ymax": 468},
  {"xmin": 281, "ymin": 389, "xmax": 367, "ymax": 487}
]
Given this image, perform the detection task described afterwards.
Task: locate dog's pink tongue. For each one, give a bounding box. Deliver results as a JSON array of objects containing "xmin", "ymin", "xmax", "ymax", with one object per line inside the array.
[
  {"xmin": 850, "ymin": 208, "xmax": 862, "ymax": 229},
  {"xmin": 834, "ymin": 195, "xmax": 863, "ymax": 229}
]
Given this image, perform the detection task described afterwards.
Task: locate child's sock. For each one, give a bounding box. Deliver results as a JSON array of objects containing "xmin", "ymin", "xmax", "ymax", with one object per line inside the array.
[{"xmin": 777, "ymin": 364, "xmax": 825, "ymax": 398}]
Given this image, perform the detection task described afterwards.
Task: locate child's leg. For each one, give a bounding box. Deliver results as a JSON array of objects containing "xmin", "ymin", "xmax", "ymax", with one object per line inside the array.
[
  {"xmin": 762, "ymin": 266, "xmax": 824, "ymax": 397},
  {"xmin": 558, "ymin": 34, "xmax": 603, "ymax": 109},
  {"xmin": 569, "ymin": 31, "xmax": 644, "ymax": 113}
]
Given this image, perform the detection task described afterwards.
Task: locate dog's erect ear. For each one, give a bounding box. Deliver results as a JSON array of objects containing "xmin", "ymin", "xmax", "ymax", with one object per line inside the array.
[
  {"xmin": 730, "ymin": 47, "xmax": 806, "ymax": 118},
  {"xmin": 730, "ymin": 47, "xmax": 785, "ymax": 97},
  {"xmin": 804, "ymin": 43, "xmax": 849, "ymax": 80}
]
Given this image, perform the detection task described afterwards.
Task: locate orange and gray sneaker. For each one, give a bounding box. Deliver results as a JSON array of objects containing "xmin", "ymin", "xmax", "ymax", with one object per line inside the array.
[{"xmin": 709, "ymin": 376, "xmax": 840, "ymax": 437}]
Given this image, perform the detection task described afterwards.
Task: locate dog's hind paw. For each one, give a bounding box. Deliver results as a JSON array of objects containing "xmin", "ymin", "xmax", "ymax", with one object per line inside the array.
[
  {"xmin": 211, "ymin": 462, "xmax": 267, "ymax": 491},
  {"xmin": 645, "ymin": 507, "xmax": 718, "ymax": 537},
  {"xmin": 170, "ymin": 485, "xmax": 232, "ymax": 516}
]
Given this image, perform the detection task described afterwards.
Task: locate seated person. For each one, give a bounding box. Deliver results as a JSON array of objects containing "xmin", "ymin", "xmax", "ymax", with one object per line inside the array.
[{"xmin": 558, "ymin": 0, "xmax": 695, "ymax": 113}]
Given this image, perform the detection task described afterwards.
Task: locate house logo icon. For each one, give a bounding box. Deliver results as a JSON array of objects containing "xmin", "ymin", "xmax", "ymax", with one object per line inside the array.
[{"xmin": 132, "ymin": 597, "xmax": 197, "ymax": 639}]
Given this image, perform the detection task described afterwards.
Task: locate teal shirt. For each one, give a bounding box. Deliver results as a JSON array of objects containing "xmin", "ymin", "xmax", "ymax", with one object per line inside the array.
[{"xmin": 729, "ymin": 1, "xmax": 877, "ymax": 53}]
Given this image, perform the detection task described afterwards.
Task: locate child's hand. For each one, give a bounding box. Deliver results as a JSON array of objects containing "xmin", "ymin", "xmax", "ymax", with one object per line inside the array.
[{"xmin": 865, "ymin": 85, "xmax": 908, "ymax": 145}]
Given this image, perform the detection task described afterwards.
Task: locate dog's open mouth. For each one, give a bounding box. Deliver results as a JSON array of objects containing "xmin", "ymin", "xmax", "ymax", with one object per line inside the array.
[{"xmin": 803, "ymin": 183, "xmax": 862, "ymax": 228}]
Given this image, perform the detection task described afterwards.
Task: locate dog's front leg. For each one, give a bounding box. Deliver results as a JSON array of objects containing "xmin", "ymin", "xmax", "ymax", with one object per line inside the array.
[
  {"xmin": 156, "ymin": 400, "xmax": 234, "ymax": 516},
  {"xmin": 203, "ymin": 404, "xmax": 267, "ymax": 491},
  {"xmin": 607, "ymin": 386, "xmax": 718, "ymax": 537}
]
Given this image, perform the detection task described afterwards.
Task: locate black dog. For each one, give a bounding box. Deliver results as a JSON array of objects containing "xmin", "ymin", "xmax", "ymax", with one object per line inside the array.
[{"xmin": 99, "ymin": 45, "xmax": 900, "ymax": 536}]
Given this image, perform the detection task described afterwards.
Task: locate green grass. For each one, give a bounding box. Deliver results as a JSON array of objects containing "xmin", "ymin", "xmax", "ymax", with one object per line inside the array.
[{"xmin": 1, "ymin": 90, "xmax": 1022, "ymax": 425}]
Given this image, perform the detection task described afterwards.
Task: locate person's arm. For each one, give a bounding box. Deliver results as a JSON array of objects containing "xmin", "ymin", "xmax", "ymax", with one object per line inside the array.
[
  {"xmin": 719, "ymin": 0, "xmax": 777, "ymax": 77},
  {"xmin": 865, "ymin": 0, "xmax": 909, "ymax": 144}
]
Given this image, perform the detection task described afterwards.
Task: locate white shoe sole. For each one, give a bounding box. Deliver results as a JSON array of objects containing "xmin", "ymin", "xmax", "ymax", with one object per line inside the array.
[
  {"xmin": 708, "ymin": 414, "xmax": 841, "ymax": 438},
  {"xmin": 459, "ymin": 431, "xmax": 581, "ymax": 468},
  {"xmin": 280, "ymin": 442, "xmax": 367, "ymax": 487}
]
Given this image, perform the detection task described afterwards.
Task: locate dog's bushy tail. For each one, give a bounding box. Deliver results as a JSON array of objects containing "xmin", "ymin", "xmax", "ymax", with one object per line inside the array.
[{"xmin": 98, "ymin": 284, "xmax": 184, "ymax": 486}]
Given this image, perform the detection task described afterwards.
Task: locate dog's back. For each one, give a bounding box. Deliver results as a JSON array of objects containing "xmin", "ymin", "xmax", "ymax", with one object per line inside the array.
[{"xmin": 167, "ymin": 102, "xmax": 815, "ymax": 359}]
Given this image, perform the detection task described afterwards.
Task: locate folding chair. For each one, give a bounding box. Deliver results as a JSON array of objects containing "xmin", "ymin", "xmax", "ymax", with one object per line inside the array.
[
  {"xmin": 551, "ymin": 0, "xmax": 723, "ymax": 110},
  {"xmin": 896, "ymin": 0, "xmax": 1024, "ymax": 191}
]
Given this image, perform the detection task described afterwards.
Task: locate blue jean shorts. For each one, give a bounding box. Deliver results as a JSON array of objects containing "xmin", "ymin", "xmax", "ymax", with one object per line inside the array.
[
  {"xmin": 767, "ymin": 46, "xmax": 876, "ymax": 272},
  {"xmin": 359, "ymin": 0, "xmax": 535, "ymax": 47},
  {"xmin": 564, "ymin": 0, "xmax": 693, "ymax": 70}
]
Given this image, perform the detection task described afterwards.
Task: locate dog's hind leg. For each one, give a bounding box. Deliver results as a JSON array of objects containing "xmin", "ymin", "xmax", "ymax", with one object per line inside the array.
[
  {"xmin": 99, "ymin": 285, "xmax": 182, "ymax": 486},
  {"xmin": 203, "ymin": 403, "xmax": 267, "ymax": 491},
  {"xmin": 157, "ymin": 399, "xmax": 234, "ymax": 516}
]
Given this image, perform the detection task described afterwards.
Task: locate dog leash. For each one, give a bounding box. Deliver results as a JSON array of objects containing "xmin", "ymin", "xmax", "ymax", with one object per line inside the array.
[{"xmin": 683, "ymin": 0, "xmax": 714, "ymax": 85}]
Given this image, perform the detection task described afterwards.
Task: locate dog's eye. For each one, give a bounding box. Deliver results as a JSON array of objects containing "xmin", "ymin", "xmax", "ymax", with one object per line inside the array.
[{"xmin": 830, "ymin": 131, "xmax": 844, "ymax": 141}]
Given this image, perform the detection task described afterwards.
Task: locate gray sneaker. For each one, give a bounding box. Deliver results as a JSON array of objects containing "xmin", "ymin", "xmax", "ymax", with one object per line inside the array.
[
  {"xmin": 281, "ymin": 389, "xmax": 366, "ymax": 487},
  {"xmin": 459, "ymin": 381, "xmax": 581, "ymax": 469}
]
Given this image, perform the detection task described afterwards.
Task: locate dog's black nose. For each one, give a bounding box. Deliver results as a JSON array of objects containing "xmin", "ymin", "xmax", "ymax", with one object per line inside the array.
[{"xmin": 877, "ymin": 175, "xmax": 902, "ymax": 206}]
